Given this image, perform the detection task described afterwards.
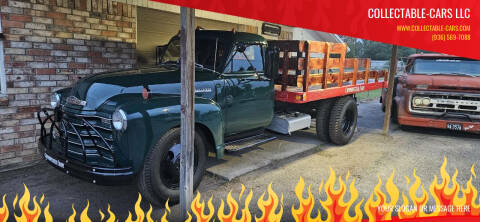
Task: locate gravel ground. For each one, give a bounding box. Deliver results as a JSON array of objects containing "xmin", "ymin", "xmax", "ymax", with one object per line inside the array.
[{"xmin": 0, "ymin": 99, "xmax": 479, "ymax": 221}]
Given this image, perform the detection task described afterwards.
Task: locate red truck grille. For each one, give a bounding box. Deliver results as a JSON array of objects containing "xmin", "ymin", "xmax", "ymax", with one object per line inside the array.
[{"xmin": 409, "ymin": 92, "xmax": 480, "ymax": 119}]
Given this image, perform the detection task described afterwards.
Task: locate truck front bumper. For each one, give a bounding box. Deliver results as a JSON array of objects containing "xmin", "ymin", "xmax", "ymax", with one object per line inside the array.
[
  {"xmin": 398, "ymin": 115, "xmax": 480, "ymax": 133},
  {"xmin": 39, "ymin": 140, "xmax": 135, "ymax": 185}
]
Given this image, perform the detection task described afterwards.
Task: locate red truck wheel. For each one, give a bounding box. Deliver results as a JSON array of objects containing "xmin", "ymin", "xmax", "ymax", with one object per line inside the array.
[
  {"xmin": 328, "ymin": 96, "xmax": 358, "ymax": 145},
  {"xmin": 316, "ymin": 100, "xmax": 335, "ymax": 142}
]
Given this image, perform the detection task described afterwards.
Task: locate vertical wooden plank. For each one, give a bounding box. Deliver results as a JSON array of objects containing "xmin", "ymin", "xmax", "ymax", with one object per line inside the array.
[
  {"xmin": 352, "ymin": 59, "xmax": 358, "ymax": 85},
  {"xmin": 383, "ymin": 45, "xmax": 398, "ymax": 135},
  {"xmin": 364, "ymin": 58, "xmax": 370, "ymax": 84},
  {"xmin": 302, "ymin": 42, "xmax": 310, "ymax": 92},
  {"xmin": 281, "ymin": 50, "xmax": 289, "ymax": 91},
  {"xmin": 108, "ymin": 0, "xmax": 113, "ymax": 14},
  {"xmin": 322, "ymin": 43, "xmax": 330, "ymax": 89},
  {"xmin": 180, "ymin": 6, "xmax": 195, "ymax": 221},
  {"xmin": 123, "ymin": 2, "xmax": 127, "ymax": 16},
  {"xmin": 86, "ymin": 0, "xmax": 91, "ymax": 11},
  {"xmin": 337, "ymin": 45, "xmax": 345, "ymax": 87},
  {"xmin": 92, "ymin": 0, "xmax": 97, "ymax": 12},
  {"xmin": 102, "ymin": 0, "xmax": 107, "ymax": 14}
]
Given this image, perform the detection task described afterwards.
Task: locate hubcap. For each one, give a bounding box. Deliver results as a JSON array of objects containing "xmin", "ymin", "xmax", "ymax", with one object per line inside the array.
[{"xmin": 159, "ymin": 143, "xmax": 198, "ymax": 189}]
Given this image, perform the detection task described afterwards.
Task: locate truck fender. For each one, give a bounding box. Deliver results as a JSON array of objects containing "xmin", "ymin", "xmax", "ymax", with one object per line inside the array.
[{"xmin": 118, "ymin": 96, "xmax": 224, "ymax": 172}]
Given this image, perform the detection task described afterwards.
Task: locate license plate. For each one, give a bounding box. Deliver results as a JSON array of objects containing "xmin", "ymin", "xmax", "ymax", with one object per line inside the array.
[
  {"xmin": 446, "ymin": 123, "xmax": 462, "ymax": 131},
  {"xmin": 44, "ymin": 153, "xmax": 65, "ymax": 169}
]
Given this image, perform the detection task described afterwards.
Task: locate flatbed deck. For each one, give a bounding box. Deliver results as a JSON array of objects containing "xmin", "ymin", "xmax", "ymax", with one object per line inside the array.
[{"xmin": 269, "ymin": 40, "xmax": 387, "ymax": 103}]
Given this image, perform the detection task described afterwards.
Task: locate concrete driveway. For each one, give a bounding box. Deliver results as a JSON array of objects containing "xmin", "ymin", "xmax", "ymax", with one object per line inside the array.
[{"xmin": 0, "ymin": 99, "xmax": 479, "ymax": 221}]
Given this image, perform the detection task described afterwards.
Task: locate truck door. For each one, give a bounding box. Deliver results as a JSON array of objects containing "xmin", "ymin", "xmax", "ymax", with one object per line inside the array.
[{"xmin": 222, "ymin": 44, "xmax": 274, "ymax": 135}]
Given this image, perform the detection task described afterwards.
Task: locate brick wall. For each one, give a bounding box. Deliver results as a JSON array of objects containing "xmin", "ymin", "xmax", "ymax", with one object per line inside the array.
[{"xmin": 0, "ymin": 0, "xmax": 137, "ymax": 170}]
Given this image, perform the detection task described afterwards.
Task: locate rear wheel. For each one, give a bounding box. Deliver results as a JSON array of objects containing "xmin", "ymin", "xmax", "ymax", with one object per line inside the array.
[
  {"xmin": 316, "ymin": 100, "xmax": 335, "ymax": 142},
  {"xmin": 328, "ymin": 96, "xmax": 358, "ymax": 145},
  {"xmin": 138, "ymin": 128, "xmax": 207, "ymax": 206}
]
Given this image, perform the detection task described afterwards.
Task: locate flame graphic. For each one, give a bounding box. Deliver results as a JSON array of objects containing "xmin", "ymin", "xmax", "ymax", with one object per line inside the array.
[
  {"xmin": 14, "ymin": 184, "xmax": 41, "ymax": 222},
  {"xmin": 2, "ymin": 157, "xmax": 480, "ymax": 221},
  {"xmin": 255, "ymin": 183, "xmax": 283, "ymax": 222},
  {"xmin": 161, "ymin": 200, "xmax": 171, "ymax": 222},
  {"xmin": 217, "ymin": 184, "xmax": 253, "ymax": 222},
  {"xmin": 190, "ymin": 192, "xmax": 215, "ymax": 222},
  {"xmin": 322, "ymin": 169, "xmax": 365, "ymax": 222},
  {"xmin": 0, "ymin": 195, "xmax": 8, "ymax": 222}
]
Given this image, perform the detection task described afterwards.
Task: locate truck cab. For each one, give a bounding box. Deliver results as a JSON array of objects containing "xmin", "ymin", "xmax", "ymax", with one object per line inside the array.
[{"xmin": 381, "ymin": 54, "xmax": 480, "ymax": 132}]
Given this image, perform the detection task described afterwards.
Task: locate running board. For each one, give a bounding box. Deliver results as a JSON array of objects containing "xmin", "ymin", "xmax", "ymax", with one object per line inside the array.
[{"xmin": 224, "ymin": 134, "xmax": 276, "ymax": 152}]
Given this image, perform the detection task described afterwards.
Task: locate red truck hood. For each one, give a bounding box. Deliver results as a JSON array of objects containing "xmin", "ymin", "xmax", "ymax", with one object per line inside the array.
[{"xmin": 406, "ymin": 74, "xmax": 480, "ymax": 92}]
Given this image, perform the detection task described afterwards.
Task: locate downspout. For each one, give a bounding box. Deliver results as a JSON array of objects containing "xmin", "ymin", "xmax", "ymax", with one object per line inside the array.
[{"xmin": 0, "ymin": 15, "xmax": 6, "ymax": 95}]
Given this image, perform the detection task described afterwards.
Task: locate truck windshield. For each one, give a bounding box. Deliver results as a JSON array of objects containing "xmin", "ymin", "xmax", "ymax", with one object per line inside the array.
[
  {"xmin": 412, "ymin": 58, "xmax": 480, "ymax": 77},
  {"xmin": 161, "ymin": 38, "xmax": 228, "ymax": 70}
]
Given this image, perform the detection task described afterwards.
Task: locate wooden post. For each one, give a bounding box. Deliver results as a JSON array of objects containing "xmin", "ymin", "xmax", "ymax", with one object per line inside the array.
[
  {"xmin": 180, "ymin": 6, "xmax": 195, "ymax": 220},
  {"xmin": 383, "ymin": 45, "xmax": 398, "ymax": 135}
]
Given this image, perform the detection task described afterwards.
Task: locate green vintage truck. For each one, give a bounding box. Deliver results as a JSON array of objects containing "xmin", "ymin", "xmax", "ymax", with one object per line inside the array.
[{"xmin": 38, "ymin": 30, "xmax": 386, "ymax": 205}]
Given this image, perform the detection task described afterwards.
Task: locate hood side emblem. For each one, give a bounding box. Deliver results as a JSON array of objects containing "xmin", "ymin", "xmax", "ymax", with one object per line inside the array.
[
  {"xmin": 195, "ymin": 88, "xmax": 212, "ymax": 93},
  {"xmin": 66, "ymin": 96, "xmax": 87, "ymax": 106}
]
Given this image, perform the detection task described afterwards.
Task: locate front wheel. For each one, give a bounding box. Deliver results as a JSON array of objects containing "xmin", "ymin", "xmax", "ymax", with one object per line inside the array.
[
  {"xmin": 328, "ymin": 96, "xmax": 358, "ymax": 145},
  {"xmin": 138, "ymin": 128, "xmax": 207, "ymax": 206}
]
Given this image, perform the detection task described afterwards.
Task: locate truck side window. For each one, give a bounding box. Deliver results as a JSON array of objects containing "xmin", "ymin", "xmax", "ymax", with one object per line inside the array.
[{"xmin": 224, "ymin": 45, "xmax": 263, "ymax": 73}]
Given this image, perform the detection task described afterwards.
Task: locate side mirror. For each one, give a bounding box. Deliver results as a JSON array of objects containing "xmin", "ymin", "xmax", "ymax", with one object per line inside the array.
[{"xmin": 265, "ymin": 46, "xmax": 280, "ymax": 80}]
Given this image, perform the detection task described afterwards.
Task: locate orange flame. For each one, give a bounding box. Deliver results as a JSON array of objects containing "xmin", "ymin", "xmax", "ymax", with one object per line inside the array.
[
  {"xmin": 44, "ymin": 203, "xmax": 53, "ymax": 222},
  {"xmin": 0, "ymin": 195, "xmax": 8, "ymax": 222},
  {"xmin": 397, "ymin": 170, "xmax": 429, "ymax": 219},
  {"xmin": 320, "ymin": 169, "xmax": 364, "ymax": 222},
  {"xmin": 126, "ymin": 193, "xmax": 145, "ymax": 222},
  {"xmin": 161, "ymin": 200, "xmax": 171, "ymax": 222},
  {"xmin": 217, "ymin": 184, "xmax": 253, "ymax": 222},
  {"xmin": 463, "ymin": 164, "xmax": 480, "ymax": 216},
  {"xmin": 14, "ymin": 184, "xmax": 41, "ymax": 222},
  {"xmin": 255, "ymin": 183, "xmax": 283, "ymax": 222},
  {"xmin": 292, "ymin": 177, "xmax": 320, "ymax": 222},
  {"xmin": 100, "ymin": 204, "xmax": 117, "ymax": 222},
  {"xmin": 190, "ymin": 192, "xmax": 215, "ymax": 222},
  {"xmin": 3, "ymin": 157, "xmax": 480, "ymax": 221},
  {"xmin": 364, "ymin": 170, "xmax": 398, "ymax": 222}
]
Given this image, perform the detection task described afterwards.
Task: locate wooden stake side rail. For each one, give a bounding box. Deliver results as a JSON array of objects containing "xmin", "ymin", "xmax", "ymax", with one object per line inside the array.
[{"xmin": 269, "ymin": 40, "xmax": 388, "ymax": 104}]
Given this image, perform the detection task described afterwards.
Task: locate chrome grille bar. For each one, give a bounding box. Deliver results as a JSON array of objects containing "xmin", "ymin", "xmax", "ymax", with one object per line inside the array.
[{"xmin": 409, "ymin": 91, "xmax": 480, "ymax": 119}]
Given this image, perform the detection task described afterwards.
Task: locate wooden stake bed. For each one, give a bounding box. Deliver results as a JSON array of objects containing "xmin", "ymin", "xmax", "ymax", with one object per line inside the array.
[{"xmin": 269, "ymin": 40, "xmax": 388, "ymax": 104}]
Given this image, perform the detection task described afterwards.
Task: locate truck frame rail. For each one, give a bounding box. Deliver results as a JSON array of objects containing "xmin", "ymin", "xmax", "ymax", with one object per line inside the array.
[{"xmin": 269, "ymin": 40, "xmax": 388, "ymax": 103}]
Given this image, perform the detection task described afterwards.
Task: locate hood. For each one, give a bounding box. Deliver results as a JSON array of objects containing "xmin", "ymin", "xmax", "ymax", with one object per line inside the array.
[
  {"xmin": 66, "ymin": 67, "xmax": 217, "ymax": 110},
  {"xmin": 406, "ymin": 74, "xmax": 480, "ymax": 92}
]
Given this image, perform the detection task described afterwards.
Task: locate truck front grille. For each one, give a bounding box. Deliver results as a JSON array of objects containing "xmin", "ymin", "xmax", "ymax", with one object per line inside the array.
[
  {"xmin": 57, "ymin": 112, "xmax": 116, "ymax": 167},
  {"xmin": 410, "ymin": 92, "xmax": 480, "ymax": 120}
]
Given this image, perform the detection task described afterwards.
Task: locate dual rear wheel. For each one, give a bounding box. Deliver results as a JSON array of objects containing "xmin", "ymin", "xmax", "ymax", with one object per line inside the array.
[{"xmin": 316, "ymin": 96, "xmax": 358, "ymax": 145}]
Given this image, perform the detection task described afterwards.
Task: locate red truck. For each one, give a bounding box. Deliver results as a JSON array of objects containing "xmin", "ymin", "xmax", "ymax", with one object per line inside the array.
[{"xmin": 381, "ymin": 53, "xmax": 480, "ymax": 133}]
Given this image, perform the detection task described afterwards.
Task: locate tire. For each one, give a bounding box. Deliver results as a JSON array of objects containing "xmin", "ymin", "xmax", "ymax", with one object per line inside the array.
[
  {"xmin": 391, "ymin": 102, "xmax": 398, "ymax": 124},
  {"xmin": 138, "ymin": 128, "xmax": 207, "ymax": 206},
  {"xmin": 328, "ymin": 96, "xmax": 358, "ymax": 145},
  {"xmin": 316, "ymin": 100, "xmax": 335, "ymax": 142}
]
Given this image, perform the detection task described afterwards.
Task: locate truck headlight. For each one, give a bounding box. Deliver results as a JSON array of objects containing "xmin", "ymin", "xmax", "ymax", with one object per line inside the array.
[
  {"xmin": 50, "ymin": 93, "xmax": 60, "ymax": 108},
  {"xmin": 413, "ymin": 97, "xmax": 422, "ymax": 106},
  {"xmin": 112, "ymin": 109, "xmax": 127, "ymax": 131},
  {"xmin": 422, "ymin": 98, "xmax": 431, "ymax": 106}
]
